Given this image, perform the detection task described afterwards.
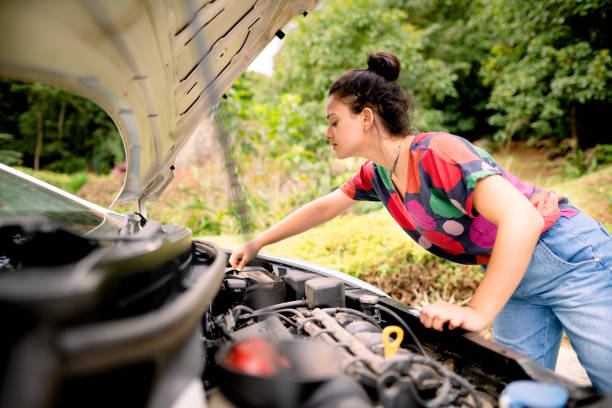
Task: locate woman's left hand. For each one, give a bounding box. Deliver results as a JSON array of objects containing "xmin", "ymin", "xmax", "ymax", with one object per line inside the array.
[{"xmin": 420, "ymin": 301, "xmax": 490, "ymax": 333}]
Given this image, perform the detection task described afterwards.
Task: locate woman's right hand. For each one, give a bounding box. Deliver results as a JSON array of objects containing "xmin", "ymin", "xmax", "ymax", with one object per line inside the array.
[
  {"xmin": 229, "ymin": 240, "xmax": 262, "ymax": 271},
  {"xmin": 228, "ymin": 191, "xmax": 356, "ymax": 271}
]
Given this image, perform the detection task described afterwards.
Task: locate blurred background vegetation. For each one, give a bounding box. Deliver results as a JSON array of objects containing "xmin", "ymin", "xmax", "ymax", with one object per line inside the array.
[{"xmin": 2, "ymin": 0, "xmax": 611, "ymax": 305}]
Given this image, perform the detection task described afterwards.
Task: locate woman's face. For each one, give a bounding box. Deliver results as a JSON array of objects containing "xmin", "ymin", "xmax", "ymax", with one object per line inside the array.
[{"xmin": 325, "ymin": 94, "xmax": 366, "ymax": 159}]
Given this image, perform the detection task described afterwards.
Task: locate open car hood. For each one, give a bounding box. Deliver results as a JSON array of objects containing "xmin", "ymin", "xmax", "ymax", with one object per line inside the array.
[{"xmin": 0, "ymin": 0, "xmax": 319, "ymax": 210}]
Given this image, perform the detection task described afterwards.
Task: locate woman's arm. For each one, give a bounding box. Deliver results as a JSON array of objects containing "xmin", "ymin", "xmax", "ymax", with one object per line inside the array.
[
  {"xmin": 420, "ymin": 175, "xmax": 544, "ymax": 332},
  {"xmin": 229, "ymin": 189, "xmax": 358, "ymax": 270}
]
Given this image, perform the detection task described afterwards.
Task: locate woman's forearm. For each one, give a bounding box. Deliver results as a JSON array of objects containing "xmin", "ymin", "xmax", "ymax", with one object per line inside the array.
[
  {"xmin": 420, "ymin": 175, "xmax": 546, "ymax": 332},
  {"xmin": 230, "ymin": 190, "xmax": 356, "ymax": 270},
  {"xmin": 468, "ymin": 209, "xmax": 544, "ymax": 324},
  {"xmin": 253, "ymin": 189, "xmax": 355, "ymax": 249},
  {"xmin": 467, "ymin": 174, "xmax": 545, "ymax": 325}
]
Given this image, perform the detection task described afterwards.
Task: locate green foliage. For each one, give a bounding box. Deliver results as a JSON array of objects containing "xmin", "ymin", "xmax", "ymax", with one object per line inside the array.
[
  {"xmin": 176, "ymin": 194, "xmax": 225, "ymax": 236},
  {"xmin": 16, "ymin": 166, "xmax": 90, "ymax": 195},
  {"xmin": 0, "ymin": 81, "xmax": 123, "ymax": 174},
  {"xmin": 550, "ymin": 164, "xmax": 612, "ymax": 228},
  {"xmin": 267, "ymin": 0, "xmax": 610, "ymax": 147},
  {"xmin": 561, "ymin": 144, "xmax": 612, "ymax": 178},
  {"xmin": 0, "ymin": 133, "xmax": 23, "ymax": 165},
  {"xmin": 388, "ymin": 0, "xmax": 496, "ymax": 140},
  {"xmin": 591, "ymin": 144, "xmax": 612, "ymax": 167},
  {"xmin": 215, "ymin": 74, "xmax": 359, "ymax": 233},
  {"xmin": 477, "ymin": 0, "xmax": 611, "ymax": 145},
  {"xmin": 267, "ymin": 210, "xmax": 436, "ymax": 277},
  {"xmin": 266, "ymin": 209, "xmax": 483, "ymax": 306},
  {"xmin": 214, "ymin": 0, "xmax": 611, "ymax": 242},
  {"xmin": 221, "ymin": 75, "xmax": 328, "ymax": 168},
  {"xmin": 273, "ymin": 0, "xmax": 458, "ymax": 132}
]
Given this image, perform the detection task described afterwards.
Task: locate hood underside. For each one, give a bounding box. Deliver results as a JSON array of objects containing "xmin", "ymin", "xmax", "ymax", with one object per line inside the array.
[{"xmin": 0, "ymin": 0, "xmax": 319, "ymax": 209}]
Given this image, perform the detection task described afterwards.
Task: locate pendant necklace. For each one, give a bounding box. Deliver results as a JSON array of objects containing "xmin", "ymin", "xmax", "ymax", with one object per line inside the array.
[{"xmin": 389, "ymin": 144, "xmax": 402, "ymax": 175}]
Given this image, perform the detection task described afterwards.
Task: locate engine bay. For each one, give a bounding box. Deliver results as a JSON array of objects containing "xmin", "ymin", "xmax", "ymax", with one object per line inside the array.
[
  {"xmin": 0, "ymin": 225, "xmax": 603, "ymax": 408},
  {"xmin": 200, "ymin": 258, "xmax": 600, "ymax": 408}
]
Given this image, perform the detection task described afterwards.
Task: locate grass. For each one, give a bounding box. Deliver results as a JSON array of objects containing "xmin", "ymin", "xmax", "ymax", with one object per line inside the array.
[
  {"xmin": 21, "ymin": 143, "xmax": 612, "ymax": 307},
  {"xmin": 263, "ymin": 210, "xmax": 483, "ymax": 306},
  {"xmin": 229, "ymin": 163, "xmax": 611, "ymax": 307},
  {"xmin": 256, "ymin": 163, "xmax": 612, "ymax": 314},
  {"xmin": 551, "ymin": 166, "xmax": 612, "ymax": 230},
  {"xmin": 16, "ymin": 166, "xmax": 90, "ymax": 194}
]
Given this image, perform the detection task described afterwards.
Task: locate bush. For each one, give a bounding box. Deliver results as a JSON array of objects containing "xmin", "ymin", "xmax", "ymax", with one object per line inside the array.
[
  {"xmin": 560, "ymin": 144, "xmax": 612, "ymax": 178},
  {"xmin": 265, "ymin": 209, "xmax": 482, "ymax": 307},
  {"xmin": 0, "ymin": 133, "xmax": 23, "ymax": 165},
  {"xmin": 46, "ymin": 157, "xmax": 88, "ymax": 174},
  {"xmin": 16, "ymin": 167, "xmax": 90, "ymax": 195}
]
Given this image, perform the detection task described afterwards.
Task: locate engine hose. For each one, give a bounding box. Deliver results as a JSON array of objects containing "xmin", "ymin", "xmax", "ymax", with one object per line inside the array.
[
  {"xmin": 321, "ymin": 307, "xmax": 381, "ymax": 329},
  {"xmin": 343, "ymin": 357, "xmax": 373, "ymax": 374},
  {"xmin": 238, "ymin": 311, "xmax": 298, "ymax": 327},
  {"xmin": 375, "ymin": 304, "xmax": 428, "ymax": 358},
  {"xmin": 379, "ymin": 356, "xmax": 452, "ymax": 407},
  {"xmin": 297, "ymin": 317, "xmax": 325, "ymax": 334},
  {"xmin": 274, "ymin": 308, "xmax": 306, "ymax": 319},
  {"xmin": 231, "ymin": 305, "xmax": 254, "ymax": 319},
  {"xmin": 254, "ymin": 300, "xmax": 307, "ymax": 313},
  {"xmin": 403, "ymin": 355, "xmax": 482, "ymax": 408},
  {"xmin": 374, "ymin": 306, "xmax": 482, "ymax": 407}
]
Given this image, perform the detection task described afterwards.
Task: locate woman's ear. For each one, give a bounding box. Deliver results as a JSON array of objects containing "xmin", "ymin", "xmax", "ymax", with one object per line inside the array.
[{"xmin": 361, "ymin": 107, "xmax": 374, "ymax": 130}]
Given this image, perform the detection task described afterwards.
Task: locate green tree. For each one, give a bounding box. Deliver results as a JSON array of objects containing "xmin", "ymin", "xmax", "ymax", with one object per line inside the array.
[
  {"xmin": 391, "ymin": 0, "xmax": 496, "ymax": 140},
  {"xmin": 216, "ymin": 74, "xmax": 340, "ymax": 231},
  {"xmin": 0, "ymin": 81, "xmax": 123, "ymax": 173},
  {"xmin": 477, "ymin": 0, "xmax": 612, "ymax": 147},
  {"xmin": 272, "ymin": 0, "xmax": 458, "ymax": 133},
  {"xmin": 0, "ymin": 133, "xmax": 22, "ymax": 165}
]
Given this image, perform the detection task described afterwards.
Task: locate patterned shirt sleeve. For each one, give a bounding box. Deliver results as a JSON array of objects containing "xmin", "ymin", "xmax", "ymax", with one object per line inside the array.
[
  {"xmin": 339, "ymin": 161, "xmax": 381, "ymax": 202},
  {"xmin": 419, "ymin": 134, "xmax": 503, "ymax": 218}
]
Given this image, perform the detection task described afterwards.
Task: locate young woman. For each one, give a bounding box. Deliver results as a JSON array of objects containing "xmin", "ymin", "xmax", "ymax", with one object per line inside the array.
[{"xmin": 229, "ymin": 51, "xmax": 612, "ymax": 391}]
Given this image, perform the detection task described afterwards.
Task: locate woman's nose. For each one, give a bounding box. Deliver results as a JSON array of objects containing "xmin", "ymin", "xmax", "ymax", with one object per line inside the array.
[{"xmin": 325, "ymin": 128, "xmax": 332, "ymax": 140}]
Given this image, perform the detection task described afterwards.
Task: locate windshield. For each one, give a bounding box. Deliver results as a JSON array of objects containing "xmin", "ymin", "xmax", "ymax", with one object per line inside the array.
[{"xmin": 0, "ymin": 168, "xmax": 123, "ymax": 235}]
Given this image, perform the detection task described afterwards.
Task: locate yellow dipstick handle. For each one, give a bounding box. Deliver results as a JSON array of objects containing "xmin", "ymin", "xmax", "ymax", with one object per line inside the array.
[{"xmin": 382, "ymin": 325, "xmax": 404, "ymax": 359}]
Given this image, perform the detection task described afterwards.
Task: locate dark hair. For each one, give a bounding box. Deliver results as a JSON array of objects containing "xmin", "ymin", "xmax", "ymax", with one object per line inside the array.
[{"xmin": 328, "ymin": 51, "xmax": 415, "ymax": 137}]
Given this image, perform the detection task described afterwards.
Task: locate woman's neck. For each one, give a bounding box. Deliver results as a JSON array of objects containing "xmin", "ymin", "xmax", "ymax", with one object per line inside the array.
[{"xmin": 364, "ymin": 133, "xmax": 412, "ymax": 176}]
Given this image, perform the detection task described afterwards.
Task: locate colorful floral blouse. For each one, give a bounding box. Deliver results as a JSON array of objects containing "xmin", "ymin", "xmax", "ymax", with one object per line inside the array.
[{"xmin": 339, "ymin": 132, "xmax": 577, "ymax": 265}]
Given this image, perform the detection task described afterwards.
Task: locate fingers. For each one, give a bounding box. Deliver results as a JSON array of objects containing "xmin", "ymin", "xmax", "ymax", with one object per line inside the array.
[
  {"xmin": 229, "ymin": 252, "xmax": 247, "ymax": 271},
  {"xmin": 420, "ymin": 303, "xmax": 440, "ymax": 330},
  {"xmin": 420, "ymin": 302, "xmax": 460, "ymax": 332},
  {"xmin": 229, "ymin": 241, "xmax": 264, "ymax": 271},
  {"xmin": 420, "ymin": 303, "xmax": 488, "ymax": 333},
  {"xmin": 229, "ymin": 249, "xmax": 245, "ymax": 270},
  {"xmin": 229, "ymin": 243, "xmax": 254, "ymax": 271},
  {"xmin": 432, "ymin": 314, "xmax": 450, "ymax": 331},
  {"xmin": 237, "ymin": 256, "xmax": 247, "ymax": 272},
  {"xmin": 449, "ymin": 315, "xmax": 464, "ymax": 330},
  {"xmin": 228, "ymin": 252, "xmax": 239, "ymax": 269}
]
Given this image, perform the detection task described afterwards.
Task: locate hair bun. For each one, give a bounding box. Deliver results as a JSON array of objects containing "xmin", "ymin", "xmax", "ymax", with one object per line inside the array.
[{"xmin": 367, "ymin": 51, "xmax": 400, "ymax": 82}]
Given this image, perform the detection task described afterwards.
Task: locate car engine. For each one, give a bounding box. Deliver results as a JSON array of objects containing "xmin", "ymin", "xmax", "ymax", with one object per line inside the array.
[
  {"xmin": 0, "ymin": 223, "xmax": 603, "ymax": 408},
  {"xmin": 200, "ymin": 258, "xmax": 600, "ymax": 408},
  {"xmin": 203, "ymin": 269, "xmax": 487, "ymax": 407}
]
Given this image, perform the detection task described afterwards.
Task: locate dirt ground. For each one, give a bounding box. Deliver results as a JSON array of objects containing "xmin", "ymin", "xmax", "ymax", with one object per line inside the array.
[{"xmin": 556, "ymin": 342, "xmax": 591, "ymax": 386}]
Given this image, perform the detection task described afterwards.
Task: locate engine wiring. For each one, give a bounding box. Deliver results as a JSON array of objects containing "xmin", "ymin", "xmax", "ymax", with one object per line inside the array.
[
  {"xmin": 320, "ymin": 307, "xmax": 382, "ymax": 329},
  {"xmin": 208, "ymin": 302, "xmax": 485, "ymax": 408},
  {"xmin": 238, "ymin": 310, "xmax": 298, "ymax": 327},
  {"xmin": 374, "ymin": 303, "xmax": 429, "ymax": 358},
  {"xmin": 380, "ymin": 355, "xmax": 482, "ymax": 408}
]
